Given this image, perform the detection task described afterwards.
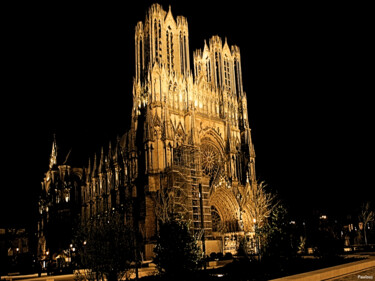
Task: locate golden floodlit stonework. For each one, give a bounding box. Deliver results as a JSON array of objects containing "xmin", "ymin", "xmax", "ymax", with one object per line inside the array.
[{"xmin": 38, "ymin": 4, "xmax": 258, "ymax": 260}]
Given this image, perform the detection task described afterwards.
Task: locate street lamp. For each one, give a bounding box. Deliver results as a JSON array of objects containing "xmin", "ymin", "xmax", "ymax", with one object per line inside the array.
[
  {"xmin": 253, "ymin": 218, "xmax": 260, "ymax": 261},
  {"xmin": 69, "ymin": 244, "xmax": 76, "ymax": 268}
]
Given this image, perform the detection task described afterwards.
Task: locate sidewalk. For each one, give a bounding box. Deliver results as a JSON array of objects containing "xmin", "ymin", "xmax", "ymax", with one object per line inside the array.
[
  {"xmin": 1, "ymin": 260, "xmax": 230, "ymax": 281},
  {"xmin": 1, "ymin": 273, "xmax": 73, "ymax": 281},
  {"xmin": 270, "ymin": 255, "xmax": 375, "ymax": 281}
]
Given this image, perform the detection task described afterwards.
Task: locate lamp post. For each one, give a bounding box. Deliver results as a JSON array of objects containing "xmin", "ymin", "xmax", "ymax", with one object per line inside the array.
[
  {"xmin": 253, "ymin": 218, "xmax": 260, "ymax": 261},
  {"xmin": 45, "ymin": 250, "xmax": 50, "ymax": 275},
  {"xmin": 69, "ymin": 244, "xmax": 73, "ymax": 264},
  {"xmin": 69, "ymin": 244, "xmax": 76, "ymax": 269}
]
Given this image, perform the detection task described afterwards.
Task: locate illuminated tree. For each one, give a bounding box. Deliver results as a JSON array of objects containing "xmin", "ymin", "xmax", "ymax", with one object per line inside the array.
[
  {"xmin": 154, "ymin": 184, "xmax": 175, "ymax": 224},
  {"xmin": 240, "ymin": 180, "xmax": 276, "ymax": 228},
  {"xmin": 258, "ymin": 203, "xmax": 299, "ymax": 261},
  {"xmin": 237, "ymin": 180, "xmax": 277, "ymax": 259},
  {"xmin": 153, "ymin": 171, "xmax": 190, "ymax": 225},
  {"xmin": 359, "ymin": 202, "xmax": 374, "ymax": 246}
]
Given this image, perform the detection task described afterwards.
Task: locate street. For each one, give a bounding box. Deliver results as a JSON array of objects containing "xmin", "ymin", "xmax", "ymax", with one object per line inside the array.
[{"xmin": 1, "ymin": 266, "xmax": 157, "ymax": 281}]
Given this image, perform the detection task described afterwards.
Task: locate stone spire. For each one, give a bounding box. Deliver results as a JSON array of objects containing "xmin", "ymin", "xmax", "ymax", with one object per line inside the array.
[
  {"xmin": 98, "ymin": 147, "xmax": 105, "ymax": 174},
  {"xmin": 91, "ymin": 153, "xmax": 97, "ymax": 178},
  {"xmin": 49, "ymin": 134, "xmax": 57, "ymax": 170},
  {"xmin": 86, "ymin": 158, "xmax": 91, "ymax": 184}
]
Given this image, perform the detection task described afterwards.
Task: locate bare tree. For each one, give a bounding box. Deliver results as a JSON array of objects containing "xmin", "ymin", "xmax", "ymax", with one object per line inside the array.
[
  {"xmin": 74, "ymin": 212, "xmax": 135, "ymax": 281},
  {"xmin": 359, "ymin": 202, "xmax": 374, "ymax": 245},
  {"xmin": 240, "ymin": 180, "xmax": 276, "ymax": 228},
  {"xmin": 237, "ymin": 180, "xmax": 277, "ymax": 258},
  {"xmin": 154, "ymin": 171, "xmax": 189, "ymax": 224},
  {"xmin": 154, "ymin": 184, "xmax": 176, "ymax": 224}
]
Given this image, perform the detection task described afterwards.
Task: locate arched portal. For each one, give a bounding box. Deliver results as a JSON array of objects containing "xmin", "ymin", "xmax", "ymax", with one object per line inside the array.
[
  {"xmin": 209, "ymin": 185, "xmax": 240, "ymax": 233},
  {"xmin": 200, "ymin": 135, "xmax": 242, "ymax": 234}
]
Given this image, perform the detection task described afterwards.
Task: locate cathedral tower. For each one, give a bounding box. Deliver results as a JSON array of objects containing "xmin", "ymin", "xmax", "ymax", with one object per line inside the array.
[
  {"xmin": 130, "ymin": 4, "xmax": 257, "ymax": 258},
  {"xmin": 38, "ymin": 4, "xmax": 259, "ymax": 262}
]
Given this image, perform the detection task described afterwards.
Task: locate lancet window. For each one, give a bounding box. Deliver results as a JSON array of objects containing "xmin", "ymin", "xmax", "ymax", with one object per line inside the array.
[
  {"xmin": 224, "ymin": 56, "xmax": 231, "ymax": 91},
  {"xmin": 154, "ymin": 20, "xmax": 162, "ymax": 62},
  {"xmin": 166, "ymin": 27, "xmax": 174, "ymax": 74},
  {"xmin": 180, "ymin": 32, "xmax": 187, "ymax": 75},
  {"xmin": 206, "ymin": 57, "xmax": 211, "ymax": 82}
]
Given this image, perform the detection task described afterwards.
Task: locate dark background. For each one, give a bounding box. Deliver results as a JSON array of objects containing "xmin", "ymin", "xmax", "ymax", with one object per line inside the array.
[{"xmin": 2, "ymin": 1, "xmax": 373, "ymax": 229}]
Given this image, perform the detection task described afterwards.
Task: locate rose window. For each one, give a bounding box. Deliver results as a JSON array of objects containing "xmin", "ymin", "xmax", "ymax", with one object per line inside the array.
[{"xmin": 201, "ymin": 143, "xmax": 220, "ymax": 177}]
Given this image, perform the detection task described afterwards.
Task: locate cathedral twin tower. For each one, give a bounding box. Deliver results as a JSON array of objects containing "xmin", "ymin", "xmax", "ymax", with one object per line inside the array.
[{"xmin": 38, "ymin": 4, "xmax": 257, "ymax": 260}]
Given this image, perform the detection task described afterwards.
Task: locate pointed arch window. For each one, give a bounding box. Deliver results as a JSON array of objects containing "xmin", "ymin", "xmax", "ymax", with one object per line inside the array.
[
  {"xmin": 206, "ymin": 57, "xmax": 211, "ymax": 82},
  {"xmin": 183, "ymin": 35, "xmax": 187, "ymax": 70},
  {"xmin": 179, "ymin": 32, "xmax": 187, "ymax": 75},
  {"xmin": 166, "ymin": 29, "xmax": 170, "ymax": 73},
  {"xmin": 154, "ymin": 20, "xmax": 158, "ymax": 62},
  {"xmin": 234, "ymin": 58, "xmax": 241, "ymax": 96},
  {"xmin": 224, "ymin": 55, "xmax": 231, "ymax": 91},
  {"xmin": 154, "ymin": 20, "xmax": 162, "ymax": 62},
  {"xmin": 215, "ymin": 51, "xmax": 222, "ymax": 88},
  {"xmin": 180, "ymin": 31, "xmax": 184, "ymax": 75},
  {"xmin": 166, "ymin": 26, "xmax": 174, "ymax": 74}
]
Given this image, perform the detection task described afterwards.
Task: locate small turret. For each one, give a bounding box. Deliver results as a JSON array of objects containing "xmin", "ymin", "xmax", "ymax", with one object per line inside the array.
[
  {"xmin": 91, "ymin": 154, "xmax": 98, "ymax": 179},
  {"xmin": 98, "ymin": 147, "xmax": 106, "ymax": 174},
  {"xmin": 86, "ymin": 158, "xmax": 91, "ymax": 184},
  {"xmin": 49, "ymin": 135, "xmax": 57, "ymax": 170}
]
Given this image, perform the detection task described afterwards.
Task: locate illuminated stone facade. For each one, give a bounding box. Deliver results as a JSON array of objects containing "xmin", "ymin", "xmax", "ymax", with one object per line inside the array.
[{"xmin": 37, "ymin": 4, "xmax": 257, "ymax": 260}]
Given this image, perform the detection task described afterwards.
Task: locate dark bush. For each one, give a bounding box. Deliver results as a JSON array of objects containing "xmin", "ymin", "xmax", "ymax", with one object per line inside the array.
[
  {"xmin": 314, "ymin": 230, "xmax": 343, "ymax": 260},
  {"xmin": 209, "ymin": 252, "xmax": 217, "ymax": 260},
  {"xmin": 224, "ymin": 252, "xmax": 233, "ymax": 260},
  {"xmin": 153, "ymin": 218, "xmax": 201, "ymax": 280}
]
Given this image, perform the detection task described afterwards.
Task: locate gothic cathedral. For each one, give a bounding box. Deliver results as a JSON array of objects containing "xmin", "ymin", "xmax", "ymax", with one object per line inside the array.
[{"xmin": 38, "ymin": 4, "xmax": 257, "ymax": 261}]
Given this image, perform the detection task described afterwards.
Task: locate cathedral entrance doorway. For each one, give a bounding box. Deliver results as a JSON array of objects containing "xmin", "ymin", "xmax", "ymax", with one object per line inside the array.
[{"xmin": 199, "ymin": 136, "xmax": 248, "ymax": 255}]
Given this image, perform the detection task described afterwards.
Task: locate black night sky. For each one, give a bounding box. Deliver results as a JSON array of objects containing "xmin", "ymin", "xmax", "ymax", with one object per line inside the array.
[{"xmin": 2, "ymin": 1, "xmax": 373, "ymax": 229}]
